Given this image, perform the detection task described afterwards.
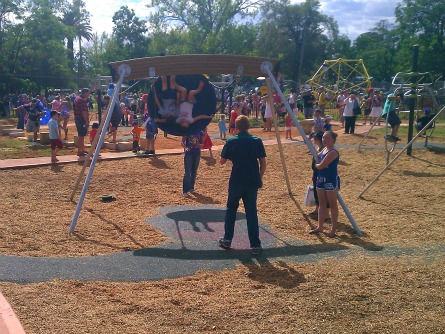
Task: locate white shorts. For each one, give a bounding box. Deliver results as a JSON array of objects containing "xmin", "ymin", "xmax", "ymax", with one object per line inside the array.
[
  {"xmin": 285, "ymin": 126, "xmax": 292, "ymax": 131},
  {"xmin": 370, "ymin": 106, "xmax": 382, "ymax": 118}
]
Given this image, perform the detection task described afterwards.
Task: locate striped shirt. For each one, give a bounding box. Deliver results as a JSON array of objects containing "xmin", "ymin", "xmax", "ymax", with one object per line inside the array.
[{"xmin": 73, "ymin": 95, "xmax": 89, "ymax": 120}]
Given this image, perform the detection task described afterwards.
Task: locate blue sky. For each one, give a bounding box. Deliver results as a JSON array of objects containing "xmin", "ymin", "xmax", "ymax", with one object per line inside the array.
[{"xmin": 84, "ymin": 0, "xmax": 401, "ymax": 41}]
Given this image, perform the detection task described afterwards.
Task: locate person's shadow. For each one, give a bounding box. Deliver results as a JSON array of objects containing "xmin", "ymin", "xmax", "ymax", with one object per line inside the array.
[{"xmin": 240, "ymin": 258, "xmax": 306, "ymax": 289}]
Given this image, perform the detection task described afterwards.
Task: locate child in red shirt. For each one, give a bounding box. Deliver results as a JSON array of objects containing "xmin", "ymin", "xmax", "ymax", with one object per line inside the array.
[
  {"xmin": 89, "ymin": 122, "xmax": 99, "ymax": 143},
  {"xmin": 203, "ymin": 126, "xmax": 213, "ymax": 157}
]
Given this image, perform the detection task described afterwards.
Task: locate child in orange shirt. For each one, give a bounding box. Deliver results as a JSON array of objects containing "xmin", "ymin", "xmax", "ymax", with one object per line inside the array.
[{"xmin": 130, "ymin": 120, "xmax": 145, "ymax": 153}]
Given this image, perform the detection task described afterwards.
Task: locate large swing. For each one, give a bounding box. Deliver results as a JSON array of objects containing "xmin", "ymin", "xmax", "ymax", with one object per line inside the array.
[{"xmin": 69, "ymin": 54, "xmax": 362, "ymax": 236}]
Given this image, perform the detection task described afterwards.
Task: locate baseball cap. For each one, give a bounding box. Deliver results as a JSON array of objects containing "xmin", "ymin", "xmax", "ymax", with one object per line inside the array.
[
  {"xmin": 232, "ymin": 102, "xmax": 239, "ymax": 107},
  {"xmin": 424, "ymin": 108, "xmax": 431, "ymax": 115},
  {"xmin": 368, "ymin": 88, "xmax": 374, "ymax": 93},
  {"xmin": 324, "ymin": 115, "xmax": 332, "ymax": 120},
  {"xmin": 132, "ymin": 120, "xmax": 138, "ymax": 125},
  {"xmin": 31, "ymin": 98, "xmax": 37, "ymax": 103}
]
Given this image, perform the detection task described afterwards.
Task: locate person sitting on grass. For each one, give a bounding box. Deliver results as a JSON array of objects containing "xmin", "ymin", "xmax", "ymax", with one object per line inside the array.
[{"xmin": 48, "ymin": 110, "xmax": 64, "ymax": 163}]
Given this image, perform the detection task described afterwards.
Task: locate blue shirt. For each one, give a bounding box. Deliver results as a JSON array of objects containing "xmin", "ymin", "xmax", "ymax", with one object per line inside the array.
[
  {"xmin": 221, "ymin": 131, "xmax": 266, "ymax": 189},
  {"xmin": 184, "ymin": 131, "xmax": 204, "ymax": 155},
  {"xmin": 48, "ymin": 118, "xmax": 59, "ymax": 140}
]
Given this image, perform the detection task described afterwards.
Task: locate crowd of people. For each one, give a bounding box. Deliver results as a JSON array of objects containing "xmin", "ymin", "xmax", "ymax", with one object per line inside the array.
[{"xmin": 4, "ymin": 81, "xmax": 421, "ymax": 246}]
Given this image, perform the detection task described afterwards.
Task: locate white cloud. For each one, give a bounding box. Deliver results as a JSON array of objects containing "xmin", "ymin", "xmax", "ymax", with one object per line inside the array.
[{"xmin": 84, "ymin": 0, "xmax": 400, "ymax": 41}]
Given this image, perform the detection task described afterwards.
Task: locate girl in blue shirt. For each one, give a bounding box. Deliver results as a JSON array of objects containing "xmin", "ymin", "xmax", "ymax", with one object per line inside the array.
[{"xmin": 310, "ymin": 131, "xmax": 340, "ymax": 238}]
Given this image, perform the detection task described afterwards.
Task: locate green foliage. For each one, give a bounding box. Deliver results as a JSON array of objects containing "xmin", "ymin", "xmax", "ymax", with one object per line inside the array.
[{"xmin": 112, "ymin": 6, "xmax": 149, "ymax": 59}]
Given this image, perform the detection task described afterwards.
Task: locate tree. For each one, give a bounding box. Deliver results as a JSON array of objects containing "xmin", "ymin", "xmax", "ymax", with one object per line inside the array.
[
  {"xmin": 148, "ymin": 0, "xmax": 260, "ymax": 44},
  {"xmin": 353, "ymin": 20, "xmax": 398, "ymax": 81},
  {"xmin": 61, "ymin": 0, "xmax": 92, "ymax": 60},
  {"xmin": 258, "ymin": 0, "xmax": 339, "ymax": 86},
  {"xmin": 112, "ymin": 6, "xmax": 149, "ymax": 59},
  {"xmin": 395, "ymin": 0, "xmax": 445, "ymax": 76}
]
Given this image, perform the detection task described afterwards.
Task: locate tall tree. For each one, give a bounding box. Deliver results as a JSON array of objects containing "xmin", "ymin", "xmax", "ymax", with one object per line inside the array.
[
  {"xmin": 353, "ymin": 20, "xmax": 398, "ymax": 82},
  {"xmin": 112, "ymin": 6, "xmax": 149, "ymax": 59},
  {"xmin": 61, "ymin": 0, "xmax": 92, "ymax": 61},
  {"xmin": 395, "ymin": 0, "xmax": 445, "ymax": 76},
  {"xmin": 258, "ymin": 0, "xmax": 338, "ymax": 86},
  {"xmin": 148, "ymin": 0, "xmax": 260, "ymax": 44}
]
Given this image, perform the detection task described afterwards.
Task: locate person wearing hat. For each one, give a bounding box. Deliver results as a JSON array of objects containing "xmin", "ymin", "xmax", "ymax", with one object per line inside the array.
[
  {"xmin": 48, "ymin": 110, "xmax": 63, "ymax": 162},
  {"xmin": 381, "ymin": 89, "xmax": 403, "ymax": 142},
  {"xmin": 25, "ymin": 98, "xmax": 46, "ymax": 146}
]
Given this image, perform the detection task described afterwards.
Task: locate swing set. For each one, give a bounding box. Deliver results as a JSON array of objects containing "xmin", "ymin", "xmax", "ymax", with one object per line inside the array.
[{"xmin": 68, "ymin": 54, "xmax": 363, "ymax": 236}]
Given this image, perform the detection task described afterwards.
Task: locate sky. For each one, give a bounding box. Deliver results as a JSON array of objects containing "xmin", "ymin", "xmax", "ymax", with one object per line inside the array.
[{"xmin": 83, "ymin": 0, "xmax": 401, "ymax": 41}]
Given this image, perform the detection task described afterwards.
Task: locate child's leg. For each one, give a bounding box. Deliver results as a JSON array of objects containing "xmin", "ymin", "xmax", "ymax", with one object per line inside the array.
[
  {"xmin": 175, "ymin": 82, "xmax": 187, "ymax": 100},
  {"xmin": 209, "ymin": 147, "xmax": 213, "ymax": 157},
  {"xmin": 326, "ymin": 190, "xmax": 338, "ymax": 237},
  {"xmin": 169, "ymin": 75, "xmax": 176, "ymax": 89},
  {"xmin": 311, "ymin": 189, "xmax": 327, "ymax": 233},
  {"xmin": 161, "ymin": 76, "xmax": 167, "ymax": 91},
  {"xmin": 188, "ymin": 80, "xmax": 204, "ymax": 101}
]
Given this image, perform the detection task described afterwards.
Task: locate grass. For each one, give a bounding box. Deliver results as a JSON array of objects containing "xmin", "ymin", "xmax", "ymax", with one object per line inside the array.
[
  {"xmin": 0, "ymin": 136, "xmax": 53, "ymax": 159},
  {"xmin": 371, "ymin": 123, "xmax": 445, "ymax": 139}
]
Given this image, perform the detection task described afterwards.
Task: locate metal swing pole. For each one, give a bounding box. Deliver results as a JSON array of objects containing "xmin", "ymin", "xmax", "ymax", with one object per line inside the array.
[
  {"xmin": 69, "ymin": 64, "xmax": 131, "ymax": 234},
  {"xmin": 358, "ymin": 105, "xmax": 445, "ymax": 198},
  {"xmin": 261, "ymin": 62, "xmax": 363, "ymax": 236}
]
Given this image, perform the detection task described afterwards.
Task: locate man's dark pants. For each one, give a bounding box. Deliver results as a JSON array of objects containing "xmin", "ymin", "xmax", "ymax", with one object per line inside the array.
[{"xmin": 224, "ymin": 185, "xmax": 261, "ymax": 248}]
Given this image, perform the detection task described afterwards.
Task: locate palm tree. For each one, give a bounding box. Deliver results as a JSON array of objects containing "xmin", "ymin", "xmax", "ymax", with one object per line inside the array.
[{"xmin": 61, "ymin": 0, "xmax": 92, "ymax": 82}]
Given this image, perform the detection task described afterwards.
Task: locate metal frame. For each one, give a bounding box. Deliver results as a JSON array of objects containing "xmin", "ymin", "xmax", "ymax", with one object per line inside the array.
[{"xmin": 69, "ymin": 55, "xmax": 361, "ymax": 236}]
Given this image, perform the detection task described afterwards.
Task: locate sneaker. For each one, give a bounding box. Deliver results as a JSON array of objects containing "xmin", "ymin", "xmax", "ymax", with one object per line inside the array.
[
  {"xmin": 77, "ymin": 152, "xmax": 87, "ymax": 156},
  {"xmin": 218, "ymin": 238, "xmax": 231, "ymax": 249},
  {"xmin": 251, "ymin": 246, "xmax": 262, "ymax": 255},
  {"xmin": 142, "ymin": 150, "xmax": 150, "ymax": 154},
  {"xmin": 189, "ymin": 189, "xmax": 196, "ymax": 194},
  {"xmin": 183, "ymin": 192, "xmax": 190, "ymax": 198},
  {"xmin": 32, "ymin": 141, "xmax": 38, "ymax": 146}
]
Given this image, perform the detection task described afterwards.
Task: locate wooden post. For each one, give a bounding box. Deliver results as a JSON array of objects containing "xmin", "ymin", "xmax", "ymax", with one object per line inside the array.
[{"xmin": 265, "ymin": 78, "xmax": 292, "ymax": 195}]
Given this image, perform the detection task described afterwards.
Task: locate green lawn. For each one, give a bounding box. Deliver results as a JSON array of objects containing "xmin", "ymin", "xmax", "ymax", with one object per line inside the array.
[
  {"xmin": 371, "ymin": 123, "xmax": 445, "ymax": 139},
  {"xmin": 0, "ymin": 136, "xmax": 53, "ymax": 159}
]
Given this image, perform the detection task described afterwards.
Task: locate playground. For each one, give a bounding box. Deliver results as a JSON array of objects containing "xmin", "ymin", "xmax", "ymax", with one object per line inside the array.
[
  {"xmin": 0, "ymin": 124, "xmax": 444, "ymax": 332},
  {"xmin": 0, "ymin": 54, "xmax": 444, "ymax": 333}
]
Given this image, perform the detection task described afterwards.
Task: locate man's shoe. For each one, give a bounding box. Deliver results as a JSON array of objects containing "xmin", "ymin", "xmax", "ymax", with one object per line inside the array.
[
  {"xmin": 218, "ymin": 238, "xmax": 231, "ymax": 249},
  {"xmin": 183, "ymin": 192, "xmax": 190, "ymax": 198},
  {"xmin": 142, "ymin": 150, "xmax": 150, "ymax": 154},
  {"xmin": 251, "ymin": 247, "xmax": 262, "ymax": 255}
]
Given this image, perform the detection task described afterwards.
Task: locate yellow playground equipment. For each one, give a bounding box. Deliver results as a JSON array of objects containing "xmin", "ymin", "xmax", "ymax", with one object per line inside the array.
[{"xmin": 308, "ymin": 58, "xmax": 372, "ymax": 97}]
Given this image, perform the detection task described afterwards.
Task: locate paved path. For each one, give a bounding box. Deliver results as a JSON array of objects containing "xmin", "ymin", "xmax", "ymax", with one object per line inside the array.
[{"xmin": 2, "ymin": 122, "xmax": 444, "ymax": 170}]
